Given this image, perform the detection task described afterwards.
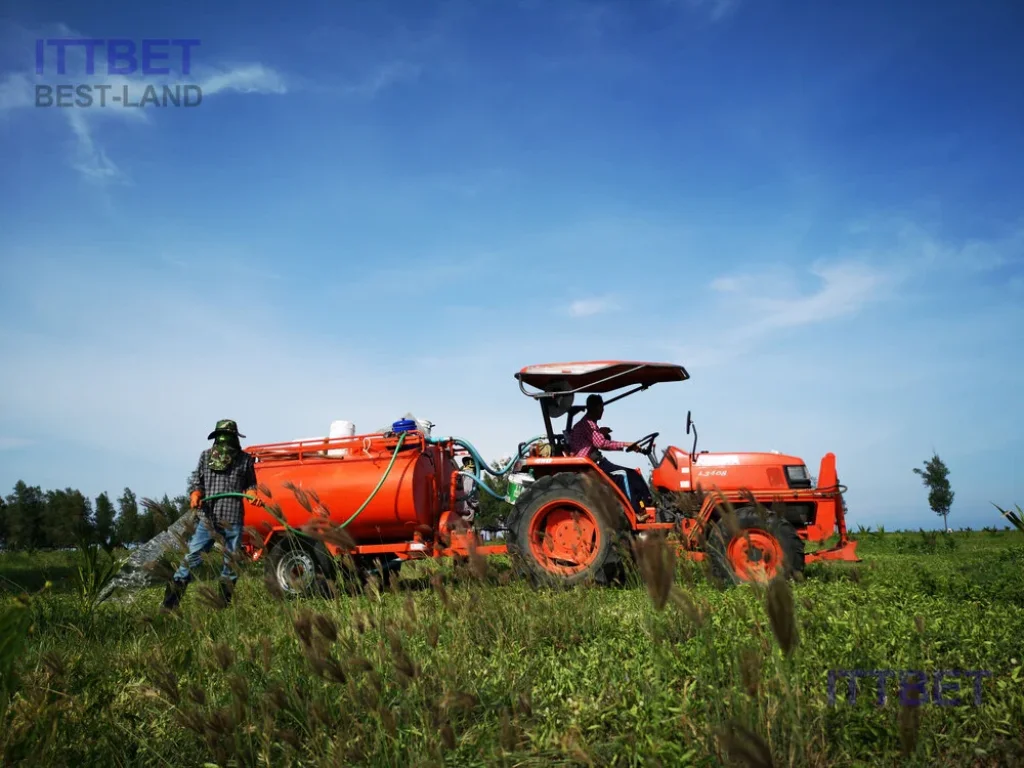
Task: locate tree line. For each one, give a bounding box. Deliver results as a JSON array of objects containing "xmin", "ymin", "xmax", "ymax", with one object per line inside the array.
[{"xmin": 0, "ymin": 480, "xmax": 189, "ymax": 552}]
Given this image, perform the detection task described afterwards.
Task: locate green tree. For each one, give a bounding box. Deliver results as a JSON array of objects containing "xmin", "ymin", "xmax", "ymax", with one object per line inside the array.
[
  {"xmin": 42, "ymin": 489, "xmax": 93, "ymax": 548},
  {"xmin": 115, "ymin": 487, "xmax": 139, "ymax": 546},
  {"xmin": 4, "ymin": 481, "xmax": 46, "ymax": 551},
  {"xmin": 913, "ymin": 453, "xmax": 955, "ymax": 531},
  {"xmin": 94, "ymin": 492, "xmax": 117, "ymax": 550}
]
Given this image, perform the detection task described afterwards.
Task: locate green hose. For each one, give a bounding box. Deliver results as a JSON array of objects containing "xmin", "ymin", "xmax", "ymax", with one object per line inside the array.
[{"xmin": 338, "ymin": 431, "xmax": 407, "ymax": 528}]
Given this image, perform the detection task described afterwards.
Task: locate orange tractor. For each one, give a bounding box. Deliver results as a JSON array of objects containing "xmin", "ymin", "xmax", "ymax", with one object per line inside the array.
[
  {"xmin": 505, "ymin": 360, "xmax": 859, "ymax": 585},
  {"xmin": 240, "ymin": 360, "xmax": 858, "ymax": 595}
]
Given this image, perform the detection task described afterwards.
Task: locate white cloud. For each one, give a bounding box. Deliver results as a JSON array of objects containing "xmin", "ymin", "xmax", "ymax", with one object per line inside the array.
[
  {"xmin": 659, "ymin": 0, "xmax": 742, "ymax": 23},
  {"xmin": 568, "ymin": 296, "xmax": 619, "ymax": 317},
  {"xmin": 199, "ymin": 63, "xmax": 288, "ymax": 97}
]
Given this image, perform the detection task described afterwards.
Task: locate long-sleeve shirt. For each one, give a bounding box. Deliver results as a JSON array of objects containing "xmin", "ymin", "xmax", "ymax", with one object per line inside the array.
[
  {"xmin": 568, "ymin": 417, "xmax": 629, "ymax": 459},
  {"xmin": 188, "ymin": 449, "xmax": 257, "ymax": 526}
]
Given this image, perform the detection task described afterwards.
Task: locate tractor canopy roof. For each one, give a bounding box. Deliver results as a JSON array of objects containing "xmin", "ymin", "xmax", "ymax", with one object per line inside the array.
[{"xmin": 516, "ymin": 360, "xmax": 689, "ymax": 396}]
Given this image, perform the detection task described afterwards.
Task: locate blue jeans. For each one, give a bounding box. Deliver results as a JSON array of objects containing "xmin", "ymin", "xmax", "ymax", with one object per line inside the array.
[{"xmin": 172, "ymin": 516, "xmax": 243, "ymax": 585}]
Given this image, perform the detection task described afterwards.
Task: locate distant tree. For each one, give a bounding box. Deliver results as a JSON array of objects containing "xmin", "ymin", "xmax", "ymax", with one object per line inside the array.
[
  {"xmin": 0, "ymin": 494, "xmax": 7, "ymax": 548},
  {"xmin": 5, "ymin": 481, "xmax": 46, "ymax": 551},
  {"xmin": 42, "ymin": 489, "xmax": 93, "ymax": 548},
  {"xmin": 913, "ymin": 454, "xmax": 954, "ymax": 531},
  {"xmin": 94, "ymin": 492, "xmax": 116, "ymax": 550},
  {"xmin": 115, "ymin": 487, "xmax": 139, "ymax": 545},
  {"xmin": 172, "ymin": 494, "xmax": 190, "ymax": 523}
]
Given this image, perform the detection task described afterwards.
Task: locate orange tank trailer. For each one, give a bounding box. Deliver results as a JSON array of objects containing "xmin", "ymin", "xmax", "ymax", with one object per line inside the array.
[{"xmin": 240, "ymin": 430, "xmax": 506, "ymax": 586}]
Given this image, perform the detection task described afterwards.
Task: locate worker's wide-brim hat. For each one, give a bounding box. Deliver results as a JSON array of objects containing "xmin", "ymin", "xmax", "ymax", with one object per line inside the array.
[{"xmin": 208, "ymin": 419, "xmax": 246, "ymax": 439}]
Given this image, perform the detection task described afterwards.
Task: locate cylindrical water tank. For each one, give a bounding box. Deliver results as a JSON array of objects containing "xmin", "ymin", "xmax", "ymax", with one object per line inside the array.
[
  {"xmin": 250, "ymin": 444, "xmax": 438, "ymax": 542},
  {"xmin": 328, "ymin": 420, "xmax": 356, "ymax": 457}
]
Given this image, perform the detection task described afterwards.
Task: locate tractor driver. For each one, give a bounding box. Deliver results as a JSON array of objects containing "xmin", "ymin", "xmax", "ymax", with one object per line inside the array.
[{"xmin": 568, "ymin": 394, "xmax": 657, "ymax": 517}]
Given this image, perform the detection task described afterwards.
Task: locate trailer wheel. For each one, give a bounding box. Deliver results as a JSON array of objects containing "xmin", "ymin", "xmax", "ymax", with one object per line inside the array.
[
  {"xmin": 704, "ymin": 506, "xmax": 805, "ymax": 585},
  {"xmin": 265, "ymin": 537, "xmax": 335, "ymax": 598},
  {"xmin": 506, "ymin": 472, "xmax": 627, "ymax": 587}
]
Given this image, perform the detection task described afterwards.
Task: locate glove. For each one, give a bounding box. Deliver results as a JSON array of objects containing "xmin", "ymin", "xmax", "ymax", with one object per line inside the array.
[
  {"xmin": 626, "ymin": 444, "xmax": 640, "ymax": 453},
  {"xmin": 190, "ymin": 490, "xmax": 203, "ymax": 509},
  {"xmin": 247, "ymin": 490, "xmax": 265, "ymax": 508}
]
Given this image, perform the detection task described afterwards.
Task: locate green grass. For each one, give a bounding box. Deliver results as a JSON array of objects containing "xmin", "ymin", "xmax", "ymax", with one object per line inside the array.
[{"xmin": 1, "ymin": 529, "xmax": 1023, "ymax": 767}]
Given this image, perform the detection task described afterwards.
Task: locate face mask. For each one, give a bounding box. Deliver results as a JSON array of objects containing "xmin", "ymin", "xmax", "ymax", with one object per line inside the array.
[{"xmin": 209, "ymin": 433, "xmax": 240, "ymax": 471}]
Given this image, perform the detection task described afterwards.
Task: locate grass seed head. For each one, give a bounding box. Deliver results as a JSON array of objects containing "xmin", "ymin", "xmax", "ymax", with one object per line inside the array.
[
  {"xmin": 380, "ymin": 707, "xmax": 397, "ymax": 735},
  {"xmin": 213, "ymin": 642, "xmax": 235, "ymax": 672},
  {"xmin": 632, "ymin": 532, "xmax": 676, "ymax": 611},
  {"xmin": 739, "ymin": 648, "xmax": 761, "ymax": 697},
  {"xmin": 276, "ymin": 727, "xmax": 302, "ymax": 750},
  {"xmin": 430, "ymin": 572, "xmax": 450, "ymax": 608},
  {"xmin": 260, "ymin": 637, "xmax": 273, "ymax": 673},
  {"xmin": 348, "ymin": 657, "xmax": 375, "ymax": 673},
  {"xmin": 293, "ymin": 611, "xmax": 314, "ymax": 648},
  {"xmin": 229, "ymin": 673, "xmax": 249, "ymax": 705},
  {"xmin": 766, "ymin": 577, "xmax": 799, "ymax": 656},
  {"xmin": 669, "ymin": 588, "xmax": 705, "ymax": 626},
  {"xmin": 440, "ymin": 722, "xmax": 456, "ymax": 750},
  {"xmin": 717, "ymin": 721, "xmax": 774, "ymax": 768},
  {"xmin": 314, "ymin": 613, "xmax": 339, "ymax": 643},
  {"xmin": 500, "ymin": 707, "xmax": 518, "ymax": 751},
  {"xmin": 197, "ymin": 584, "xmax": 227, "ymax": 611},
  {"xmin": 899, "ymin": 696, "xmax": 922, "ymax": 757},
  {"xmin": 516, "ymin": 690, "xmax": 533, "ymax": 718}
]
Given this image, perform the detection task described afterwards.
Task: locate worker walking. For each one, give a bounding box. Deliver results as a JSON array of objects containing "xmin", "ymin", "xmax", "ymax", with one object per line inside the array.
[{"xmin": 162, "ymin": 419, "xmax": 263, "ymax": 611}]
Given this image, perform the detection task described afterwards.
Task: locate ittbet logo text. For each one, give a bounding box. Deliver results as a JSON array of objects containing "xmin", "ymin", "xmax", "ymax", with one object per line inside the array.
[
  {"xmin": 827, "ymin": 669, "xmax": 992, "ymax": 707},
  {"xmin": 34, "ymin": 38, "xmax": 202, "ymax": 108}
]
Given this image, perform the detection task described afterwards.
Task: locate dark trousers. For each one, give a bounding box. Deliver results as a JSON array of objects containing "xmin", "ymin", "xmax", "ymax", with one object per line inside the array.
[{"xmin": 597, "ymin": 457, "xmax": 654, "ymax": 510}]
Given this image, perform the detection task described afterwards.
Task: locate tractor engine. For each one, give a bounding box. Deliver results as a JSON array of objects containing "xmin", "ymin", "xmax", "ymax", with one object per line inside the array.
[{"xmin": 651, "ymin": 447, "xmax": 818, "ymax": 527}]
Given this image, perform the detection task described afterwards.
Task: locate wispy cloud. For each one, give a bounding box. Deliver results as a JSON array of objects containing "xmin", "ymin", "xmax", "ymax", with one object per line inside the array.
[
  {"xmin": 660, "ymin": 0, "xmax": 743, "ymax": 23},
  {"xmin": 568, "ymin": 296, "xmax": 619, "ymax": 317},
  {"xmin": 666, "ymin": 219, "xmax": 1024, "ymax": 369}
]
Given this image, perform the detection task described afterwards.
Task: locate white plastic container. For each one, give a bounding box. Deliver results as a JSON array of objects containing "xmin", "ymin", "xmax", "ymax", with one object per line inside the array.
[
  {"xmin": 327, "ymin": 420, "xmax": 356, "ymax": 457},
  {"xmin": 506, "ymin": 472, "xmax": 535, "ymax": 504}
]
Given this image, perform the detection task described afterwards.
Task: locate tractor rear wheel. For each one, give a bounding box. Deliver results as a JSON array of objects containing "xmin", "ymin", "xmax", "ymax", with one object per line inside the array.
[
  {"xmin": 506, "ymin": 472, "xmax": 628, "ymax": 587},
  {"xmin": 704, "ymin": 506, "xmax": 805, "ymax": 585}
]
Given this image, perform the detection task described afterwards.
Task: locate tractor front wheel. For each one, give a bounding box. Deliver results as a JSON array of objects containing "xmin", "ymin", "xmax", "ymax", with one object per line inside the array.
[
  {"xmin": 704, "ymin": 506, "xmax": 805, "ymax": 585},
  {"xmin": 506, "ymin": 472, "xmax": 626, "ymax": 587}
]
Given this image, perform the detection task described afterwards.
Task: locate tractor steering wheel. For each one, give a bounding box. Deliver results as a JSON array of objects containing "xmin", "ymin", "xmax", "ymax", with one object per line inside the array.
[{"xmin": 627, "ymin": 432, "xmax": 659, "ymax": 453}]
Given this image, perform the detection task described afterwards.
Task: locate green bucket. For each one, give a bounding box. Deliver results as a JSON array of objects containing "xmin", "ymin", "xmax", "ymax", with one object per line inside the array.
[{"xmin": 505, "ymin": 473, "xmax": 533, "ymax": 504}]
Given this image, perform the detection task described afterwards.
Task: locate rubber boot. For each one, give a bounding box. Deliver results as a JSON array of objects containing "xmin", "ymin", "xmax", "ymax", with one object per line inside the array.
[
  {"xmin": 161, "ymin": 579, "xmax": 186, "ymax": 611},
  {"xmin": 218, "ymin": 578, "xmax": 234, "ymax": 606}
]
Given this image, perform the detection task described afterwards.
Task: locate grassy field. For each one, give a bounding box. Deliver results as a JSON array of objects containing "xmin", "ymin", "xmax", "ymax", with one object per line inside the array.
[{"xmin": 1, "ymin": 526, "xmax": 1023, "ymax": 767}]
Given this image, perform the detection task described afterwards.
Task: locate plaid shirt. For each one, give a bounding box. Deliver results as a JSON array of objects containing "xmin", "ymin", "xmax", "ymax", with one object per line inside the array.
[
  {"xmin": 568, "ymin": 417, "xmax": 629, "ymax": 459},
  {"xmin": 188, "ymin": 448, "xmax": 257, "ymax": 526}
]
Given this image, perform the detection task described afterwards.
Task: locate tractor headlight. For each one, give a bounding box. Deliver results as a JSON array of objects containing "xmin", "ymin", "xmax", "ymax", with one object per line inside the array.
[{"xmin": 784, "ymin": 464, "xmax": 812, "ymax": 489}]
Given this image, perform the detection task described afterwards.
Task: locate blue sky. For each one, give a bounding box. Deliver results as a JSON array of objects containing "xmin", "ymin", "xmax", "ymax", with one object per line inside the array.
[{"xmin": 1, "ymin": 0, "xmax": 1022, "ymax": 531}]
